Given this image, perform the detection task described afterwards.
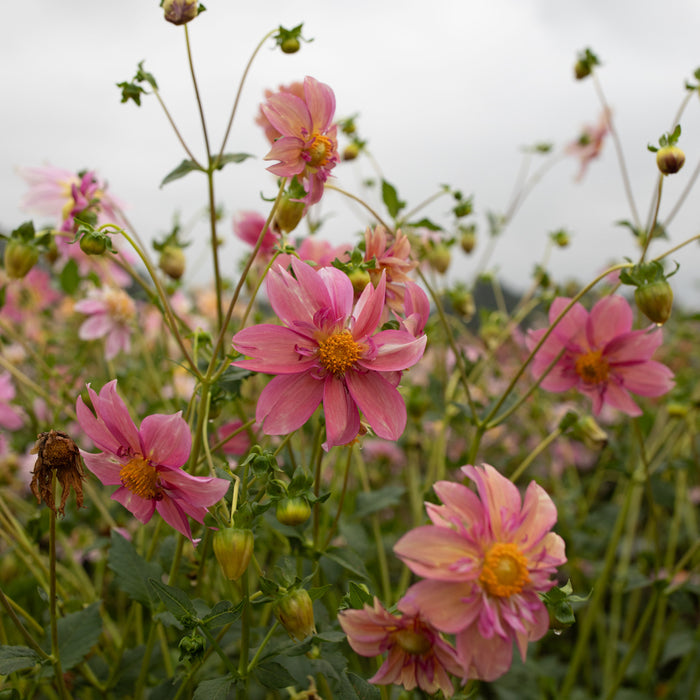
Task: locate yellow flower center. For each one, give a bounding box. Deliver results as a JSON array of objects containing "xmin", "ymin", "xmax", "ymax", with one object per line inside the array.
[
  {"xmin": 306, "ymin": 133, "xmax": 334, "ymax": 168},
  {"xmin": 119, "ymin": 456, "xmax": 162, "ymax": 500},
  {"xmin": 317, "ymin": 330, "xmax": 362, "ymax": 376},
  {"xmin": 104, "ymin": 288, "xmax": 136, "ymax": 323},
  {"xmin": 479, "ymin": 542, "xmax": 530, "ymax": 598},
  {"xmin": 574, "ymin": 349, "xmax": 609, "ymax": 385},
  {"xmin": 395, "ymin": 628, "xmax": 431, "ymax": 656}
]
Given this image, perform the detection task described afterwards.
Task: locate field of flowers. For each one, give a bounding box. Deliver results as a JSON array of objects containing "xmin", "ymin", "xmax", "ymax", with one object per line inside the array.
[{"xmin": 1, "ymin": 3, "xmax": 699, "ymax": 699}]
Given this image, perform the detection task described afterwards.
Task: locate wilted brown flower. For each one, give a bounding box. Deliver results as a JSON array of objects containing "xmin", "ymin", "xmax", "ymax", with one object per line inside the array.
[{"xmin": 30, "ymin": 430, "xmax": 85, "ymax": 515}]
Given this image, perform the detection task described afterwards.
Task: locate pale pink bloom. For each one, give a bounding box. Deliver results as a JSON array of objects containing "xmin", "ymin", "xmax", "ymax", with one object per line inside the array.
[
  {"xmin": 74, "ymin": 287, "xmax": 136, "ymax": 360},
  {"xmin": 0, "ymin": 372, "xmax": 24, "ymax": 430},
  {"xmin": 275, "ymin": 237, "xmax": 351, "ymax": 271},
  {"xmin": 216, "ymin": 420, "xmax": 253, "ymax": 456},
  {"xmin": 565, "ymin": 108, "xmax": 611, "ymax": 181},
  {"xmin": 262, "ymin": 76, "xmax": 339, "ymax": 207},
  {"xmin": 256, "ymin": 81, "xmax": 306, "ymax": 145},
  {"xmin": 395, "ymin": 464, "xmax": 567, "ymax": 682},
  {"xmin": 233, "ymin": 211, "xmax": 279, "ymax": 253},
  {"xmin": 76, "ymin": 380, "xmax": 229, "ymax": 541},
  {"xmin": 231, "ymin": 258, "xmax": 427, "ymax": 449},
  {"xmin": 397, "ymin": 281, "xmax": 430, "ymax": 338},
  {"xmin": 338, "ymin": 597, "xmax": 463, "ymax": 697},
  {"xmin": 526, "ymin": 295, "xmax": 674, "ymax": 416}
]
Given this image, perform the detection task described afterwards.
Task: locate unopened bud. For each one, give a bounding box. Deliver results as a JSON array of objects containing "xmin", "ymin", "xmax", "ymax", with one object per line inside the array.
[
  {"xmin": 343, "ymin": 143, "xmax": 360, "ymax": 161},
  {"xmin": 4, "ymin": 240, "xmax": 39, "ymax": 279},
  {"xmin": 276, "ymin": 497, "xmax": 311, "ymax": 526},
  {"xmin": 571, "ymin": 415, "xmax": 608, "ymax": 450},
  {"xmin": 635, "ymin": 279, "xmax": 673, "ymax": 325},
  {"xmin": 656, "ymin": 146, "xmax": 685, "ymax": 175},
  {"xmin": 460, "ymin": 226, "xmax": 476, "ymax": 254},
  {"xmin": 426, "ymin": 244, "xmax": 451, "ymax": 274},
  {"xmin": 348, "ymin": 269, "xmax": 371, "ymax": 296},
  {"xmin": 212, "ymin": 528, "xmax": 254, "ymax": 581},
  {"xmin": 159, "ymin": 246, "xmax": 186, "ymax": 280},
  {"xmin": 574, "ymin": 60, "xmax": 591, "ymax": 80},
  {"xmin": 275, "ymin": 589, "xmax": 316, "ymax": 641},
  {"xmin": 79, "ymin": 231, "xmax": 108, "ymax": 256},
  {"xmin": 280, "ymin": 37, "xmax": 300, "ymax": 54},
  {"xmin": 163, "ymin": 0, "xmax": 200, "ymax": 25},
  {"xmin": 273, "ymin": 195, "xmax": 306, "ymax": 235}
]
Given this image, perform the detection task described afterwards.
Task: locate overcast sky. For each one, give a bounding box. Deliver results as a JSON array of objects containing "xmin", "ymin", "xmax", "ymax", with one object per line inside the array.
[{"xmin": 5, "ymin": 0, "xmax": 700, "ymax": 305}]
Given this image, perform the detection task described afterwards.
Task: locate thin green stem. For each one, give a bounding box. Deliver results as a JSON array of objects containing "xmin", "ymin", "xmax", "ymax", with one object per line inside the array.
[
  {"xmin": 509, "ymin": 427, "xmax": 563, "ymax": 483},
  {"xmin": 323, "ymin": 444, "xmax": 354, "ymax": 549},
  {"xmin": 0, "ymin": 586, "xmax": 50, "ymax": 658},
  {"xmin": 246, "ymin": 620, "xmax": 279, "ymax": 674},
  {"xmin": 184, "ymin": 24, "xmax": 211, "ymax": 161},
  {"xmin": 151, "ymin": 87, "xmax": 202, "ymax": 167},
  {"xmin": 324, "ymin": 183, "xmax": 393, "ymax": 231},
  {"xmin": 639, "ymin": 175, "xmax": 663, "ymax": 263}
]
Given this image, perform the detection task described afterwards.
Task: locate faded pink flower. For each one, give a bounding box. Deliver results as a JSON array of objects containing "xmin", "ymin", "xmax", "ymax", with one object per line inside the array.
[
  {"xmin": 0, "ymin": 372, "xmax": 24, "ymax": 431},
  {"xmin": 338, "ymin": 597, "xmax": 463, "ymax": 697},
  {"xmin": 275, "ymin": 237, "xmax": 351, "ymax": 271},
  {"xmin": 74, "ymin": 287, "xmax": 136, "ymax": 361},
  {"xmin": 394, "ymin": 464, "xmax": 566, "ymax": 682},
  {"xmin": 233, "ymin": 211, "xmax": 279, "ymax": 254},
  {"xmin": 216, "ymin": 420, "xmax": 253, "ymax": 457},
  {"xmin": 76, "ymin": 380, "xmax": 229, "ymax": 541},
  {"xmin": 526, "ymin": 295, "xmax": 674, "ymax": 416},
  {"xmin": 231, "ymin": 258, "xmax": 426, "ymax": 449},
  {"xmin": 565, "ymin": 108, "xmax": 611, "ymax": 181},
  {"xmin": 262, "ymin": 76, "xmax": 339, "ymax": 207},
  {"xmin": 256, "ymin": 81, "xmax": 306, "ymax": 145}
]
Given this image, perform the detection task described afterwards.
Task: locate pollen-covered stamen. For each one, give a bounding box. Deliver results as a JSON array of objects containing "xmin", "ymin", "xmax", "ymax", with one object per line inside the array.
[
  {"xmin": 317, "ymin": 330, "xmax": 362, "ymax": 375},
  {"xmin": 395, "ymin": 626, "xmax": 432, "ymax": 656},
  {"xmin": 104, "ymin": 288, "xmax": 136, "ymax": 323},
  {"xmin": 479, "ymin": 542, "xmax": 530, "ymax": 598},
  {"xmin": 574, "ymin": 349, "xmax": 609, "ymax": 384},
  {"xmin": 119, "ymin": 455, "xmax": 162, "ymax": 500},
  {"xmin": 305, "ymin": 133, "xmax": 334, "ymax": 168}
]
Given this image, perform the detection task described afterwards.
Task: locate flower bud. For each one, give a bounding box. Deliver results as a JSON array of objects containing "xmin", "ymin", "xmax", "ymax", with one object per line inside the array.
[
  {"xmin": 273, "ymin": 194, "xmax": 306, "ymax": 235},
  {"xmin": 635, "ymin": 279, "xmax": 673, "ymax": 325},
  {"xmin": 343, "ymin": 143, "xmax": 360, "ymax": 161},
  {"xmin": 574, "ymin": 60, "xmax": 591, "ymax": 80},
  {"xmin": 459, "ymin": 226, "xmax": 476, "ymax": 254},
  {"xmin": 656, "ymin": 146, "xmax": 685, "ymax": 175},
  {"xmin": 274, "ymin": 589, "xmax": 316, "ymax": 641},
  {"xmin": 163, "ymin": 0, "xmax": 200, "ymax": 25},
  {"xmin": 276, "ymin": 497, "xmax": 311, "ymax": 526},
  {"xmin": 571, "ymin": 415, "xmax": 608, "ymax": 450},
  {"xmin": 348, "ymin": 269, "xmax": 371, "ymax": 296},
  {"xmin": 212, "ymin": 527, "xmax": 254, "ymax": 581},
  {"xmin": 451, "ymin": 289, "xmax": 475, "ymax": 320},
  {"xmin": 280, "ymin": 37, "xmax": 301, "ymax": 54},
  {"xmin": 426, "ymin": 244, "xmax": 451, "ymax": 274},
  {"xmin": 159, "ymin": 246, "xmax": 186, "ymax": 280},
  {"xmin": 4, "ymin": 240, "xmax": 39, "ymax": 279},
  {"xmin": 79, "ymin": 231, "xmax": 108, "ymax": 256}
]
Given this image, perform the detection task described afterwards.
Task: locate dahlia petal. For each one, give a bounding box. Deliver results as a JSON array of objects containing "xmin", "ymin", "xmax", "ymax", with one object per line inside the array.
[
  {"xmin": 262, "ymin": 93, "xmax": 312, "ymax": 138},
  {"xmin": 456, "ymin": 623, "xmax": 513, "ymax": 682},
  {"xmin": 431, "ymin": 481, "xmax": 484, "ymax": 527},
  {"xmin": 515, "ymin": 599, "xmax": 551, "ymax": 660},
  {"xmin": 104, "ymin": 328, "xmax": 129, "ymax": 361},
  {"xmin": 78, "ymin": 314, "xmax": 112, "ymax": 340},
  {"xmin": 140, "ymin": 413, "xmax": 191, "ymax": 468},
  {"xmin": 267, "ymin": 260, "xmax": 329, "ymax": 329},
  {"xmin": 363, "ymin": 330, "xmax": 427, "ymax": 372},
  {"xmin": 616, "ymin": 360, "xmax": 674, "ymax": 397},
  {"xmin": 605, "ymin": 327, "xmax": 663, "ymax": 363},
  {"xmin": 317, "ymin": 266, "xmax": 354, "ymax": 321},
  {"xmin": 73, "ymin": 299, "xmax": 107, "ymax": 314},
  {"xmin": 92, "ymin": 381, "xmax": 141, "ymax": 457},
  {"xmin": 303, "ymin": 76, "xmax": 336, "ymax": 131},
  {"xmin": 256, "ymin": 373, "xmax": 324, "ymax": 435},
  {"xmin": 81, "ymin": 451, "xmax": 123, "ymax": 485},
  {"xmin": 76, "ymin": 394, "xmax": 122, "ymax": 454},
  {"xmin": 0, "ymin": 404, "xmax": 23, "ymax": 430},
  {"xmin": 600, "ymin": 380, "xmax": 642, "ymax": 416},
  {"xmin": 345, "ymin": 369, "xmax": 406, "ymax": 441},
  {"xmin": 548, "ymin": 297, "xmax": 588, "ymax": 346},
  {"xmin": 160, "ymin": 469, "xmax": 230, "ymax": 508},
  {"xmin": 231, "ymin": 325, "xmax": 317, "ymax": 373},
  {"xmin": 155, "ymin": 496, "xmax": 194, "ymax": 540},
  {"xmin": 588, "ymin": 295, "xmax": 632, "ymax": 347},
  {"xmin": 352, "ymin": 272, "xmax": 386, "ymax": 340},
  {"xmin": 516, "ymin": 481, "xmax": 559, "ymax": 551},
  {"xmin": 111, "ymin": 486, "xmax": 156, "ymax": 524},
  {"xmin": 322, "ymin": 376, "xmax": 361, "ymax": 448},
  {"xmin": 401, "ymin": 579, "xmax": 481, "ymax": 633}
]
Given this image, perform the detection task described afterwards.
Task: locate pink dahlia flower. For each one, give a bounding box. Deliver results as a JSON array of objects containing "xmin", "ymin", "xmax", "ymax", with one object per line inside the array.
[
  {"xmin": 231, "ymin": 258, "xmax": 427, "ymax": 449},
  {"xmin": 394, "ymin": 464, "xmax": 567, "ymax": 682},
  {"xmin": 74, "ymin": 287, "xmax": 136, "ymax": 361},
  {"xmin": 565, "ymin": 108, "xmax": 611, "ymax": 182},
  {"xmin": 76, "ymin": 380, "xmax": 229, "ymax": 541},
  {"xmin": 526, "ymin": 295, "xmax": 674, "ymax": 416},
  {"xmin": 233, "ymin": 211, "xmax": 279, "ymax": 254},
  {"xmin": 0, "ymin": 372, "xmax": 24, "ymax": 431},
  {"xmin": 338, "ymin": 597, "xmax": 463, "ymax": 697},
  {"xmin": 262, "ymin": 76, "xmax": 339, "ymax": 207},
  {"xmin": 256, "ymin": 81, "xmax": 306, "ymax": 145}
]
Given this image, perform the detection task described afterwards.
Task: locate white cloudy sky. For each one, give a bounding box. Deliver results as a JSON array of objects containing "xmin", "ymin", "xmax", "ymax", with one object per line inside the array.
[{"xmin": 4, "ymin": 0, "xmax": 700, "ymax": 304}]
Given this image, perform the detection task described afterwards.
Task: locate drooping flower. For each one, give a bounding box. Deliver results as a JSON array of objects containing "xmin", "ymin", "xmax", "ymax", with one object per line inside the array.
[
  {"xmin": 76, "ymin": 380, "xmax": 229, "ymax": 541},
  {"xmin": 231, "ymin": 258, "xmax": 426, "ymax": 449},
  {"xmin": 74, "ymin": 286, "xmax": 136, "ymax": 361},
  {"xmin": 339, "ymin": 597, "xmax": 463, "ymax": 697},
  {"xmin": 565, "ymin": 108, "xmax": 611, "ymax": 181},
  {"xmin": 261, "ymin": 76, "xmax": 339, "ymax": 207},
  {"xmin": 394, "ymin": 464, "xmax": 567, "ymax": 682},
  {"xmin": 233, "ymin": 211, "xmax": 279, "ymax": 254},
  {"xmin": 526, "ymin": 295, "xmax": 674, "ymax": 416}
]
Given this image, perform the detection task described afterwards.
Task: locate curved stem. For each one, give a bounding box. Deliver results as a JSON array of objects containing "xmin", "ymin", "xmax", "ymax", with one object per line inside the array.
[
  {"xmin": 184, "ymin": 25, "xmax": 211, "ymax": 161},
  {"xmin": 398, "ymin": 187, "xmax": 450, "ymax": 226},
  {"xmin": 324, "ymin": 183, "xmax": 393, "ymax": 232},
  {"xmin": 152, "ymin": 88, "xmax": 202, "ymax": 167},
  {"xmin": 639, "ymin": 175, "xmax": 663, "ymax": 263}
]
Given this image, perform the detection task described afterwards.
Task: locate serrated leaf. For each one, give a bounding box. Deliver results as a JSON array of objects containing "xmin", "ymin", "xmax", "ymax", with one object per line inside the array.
[
  {"xmin": 148, "ymin": 579, "xmax": 198, "ymax": 626},
  {"xmin": 200, "ymin": 600, "xmax": 244, "ymax": 631},
  {"xmin": 0, "ymin": 645, "xmax": 42, "ymax": 674},
  {"xmin": 160, "ymin": 159, "xmax": 205, "ymax": 187},
  {"xmin": 347, "ymin": 671, "xmax": 381, "ymax": 700},
  {"xmin": 322, "ymin": 547, "xmax": 368, "ymax": 579},
  {"xmin": 381, "ymin": 179, "xmax": 405, "ymax": 219},
  {"xmin": 355, "ymin": 485, "xmax": 405, "ymax": 518},
  {"xmin": 44, "ymin": 602, "xmax": 102, "ymax": 671},
  {"xmin": 193, "ymin": 675, "xmax": 237, "ymax": 700},
  {"xmin": 108, "ymin": 531, "xmax": 163, "ymax": 606},
  {"xmin": 255, "ymin": 661, "xmax": 297, "ymax": 689}
]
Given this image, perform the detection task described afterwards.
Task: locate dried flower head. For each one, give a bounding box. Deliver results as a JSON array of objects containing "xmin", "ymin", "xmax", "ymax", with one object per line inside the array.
[{"xmin": 30, "ymin": 430, "xmax": 85, "ymax": 515}]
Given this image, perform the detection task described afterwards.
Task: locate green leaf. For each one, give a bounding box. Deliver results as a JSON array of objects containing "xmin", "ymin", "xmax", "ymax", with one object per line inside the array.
[
  {"xmin": 255, "ymin": 661, "xmax": 297, "ymax": 689},
  {"xmin": 160, "ymin": 159, "xmax": 205, "ymax": 187},
  {"xmin": 212, "ymin": 153, "xmax": 254, "ymax": 169},
  {"xmin": 116, "ymin": 81, "xmax": 146, "ymax": 106},
  {"xmin": 193, "ymin": 675, "xmax": 237, "ymax": 700},
  {"xmin": 135, "ymin": 61, "xmax": 158, "ymax": 90},
  {"xmin": 355, "ymin": 485, "xmax": 405, "ymax": 518},
  {"xmin": 381, "ymin": 179, "xmax": 405, "ymax": 219},
  {"xmin": 408, "ymin": 217, "xmax": 442, "ymax": 231},
  {"xmin": 58, "ymin": 258, "xmax": 80, "ymax": 294},
  {"xmin": 148, "ymin": 579, "xmax": 198, "ymax": 626},
  {"xmin": 322, "ymin": 547, "xmax": 368, "ymax": 579},
  {"xmin": 347, "ymin": 671, "xmax": 381, "ymax": 700},
  {"xmin": 108, "ymin": 531, "xmax": 164, "ymax": 606},
  {"xmin": 47, "ymin": 602, "xmax": 102, "ymax": 671},
  {"xmin": 200, "ymin": 600, "xmax": 244, "ymax": 631},
  {"xmin": 0, "ymin": 645, "xmax": 42, "ymax": 674}
]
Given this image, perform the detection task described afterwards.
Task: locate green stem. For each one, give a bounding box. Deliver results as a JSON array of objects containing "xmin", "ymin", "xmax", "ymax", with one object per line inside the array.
[
  {"xmin": 639, "ymin": 175, "xmax": 663, "ymax": 263},
  {"xmin": 324, "ymin": 183, "xmax": 393, "ymax": 231},
  {"xmin": 246, "ymin": 620, "xmax": 279, "ymax": 674},
  {"xmin": 509, "ymin": 427, "xmax": 563, "ymax": 483},
  {"xmin": 151, "ymin": 87, "xmax": 202, "ymax": 167},
  {"xmin": 184, "ymin": 24, "xmax": 211, "ymax": 161},
  {"xmin": 323, "ymin": 444, "xmax": 354, "ymax": 549},
  {"xmin": 0, "ymin": 586, "xmax": 50, "ymax": 658}
]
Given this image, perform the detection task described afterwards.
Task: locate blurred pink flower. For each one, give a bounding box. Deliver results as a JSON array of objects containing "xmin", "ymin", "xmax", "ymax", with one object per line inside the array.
[
  {"xmin": 74, "ymin": 287, "xmax": 136, "ymax": 360},
  {"xmin": 231, "ymin": 258, "xmax": 426, "ymax": 448},
  {"xmin": 526, "ymin": 295, "xmax": 674, "ymax": 416},
  {"xmin": 262, "ymin": 76, "xmax": 339, "ymax": 207},
  {"xmin": 0, "ymin": 372, "xmax": 24, "ymax": 430},
  {"xmin": 395, "ymin": 464, "xmax": 566, "ymax": 682},
  {"xmin": 565, "ymin": 108, "xmax": 611, "ymax": 181},
  {"xmin": 216, "ymin": 420, "xmax": 253, "ymax": 457},
  {"xmin": 233, "ymin": 211, "xmax": 279, "ymax": 254},
  {"xmin": 76, "ymin": 380, "xmax": 229, "ymax": 541},
  {"xmin": 275, "ymin": 237, "xmax": 351, "ymax": 271},
  {"xmin": 256, "ymin": 81, "xmax": 306, "ymax": 145},
  {"xmin": 338, "ymin": 597, "xmax": 463, "ymax": 697}
]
